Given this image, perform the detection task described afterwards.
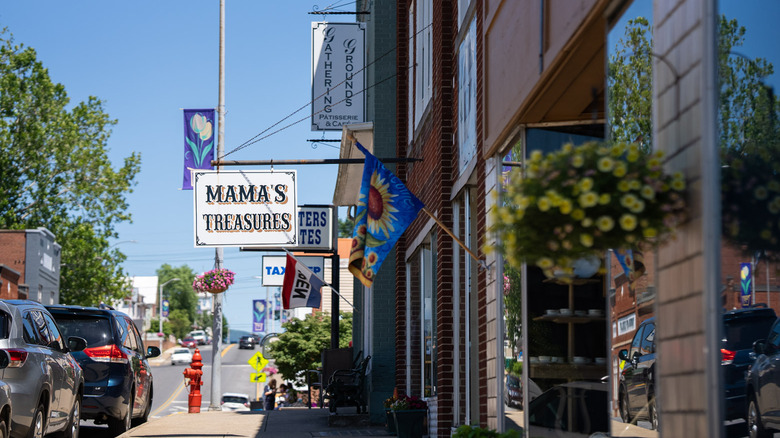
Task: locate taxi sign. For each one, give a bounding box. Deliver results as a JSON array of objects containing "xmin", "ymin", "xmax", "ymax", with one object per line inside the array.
[
  {"xmin": 248, "ymin": 352, "xmax": 269, "ymax": 371},
  {"xmin": 251, "ymin": 372, "xmax": 267, "ymax": 382}
]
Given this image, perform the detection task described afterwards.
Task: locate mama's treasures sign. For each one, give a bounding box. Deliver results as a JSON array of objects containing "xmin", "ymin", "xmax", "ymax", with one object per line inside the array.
[{"xmin": 193, "ymin": 170, "xmax": 297, "ymax": 247}]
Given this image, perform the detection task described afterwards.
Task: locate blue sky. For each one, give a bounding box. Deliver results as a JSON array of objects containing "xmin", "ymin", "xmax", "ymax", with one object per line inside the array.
[{"xmin": 0, "ymin": 2, "xmax": 353, "ymax": 334}]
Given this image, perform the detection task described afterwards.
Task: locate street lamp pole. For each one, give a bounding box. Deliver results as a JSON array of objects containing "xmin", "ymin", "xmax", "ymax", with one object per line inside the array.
[{"xmin": 159, "ymin": 278, "xmax": 181, "ymax": 351}]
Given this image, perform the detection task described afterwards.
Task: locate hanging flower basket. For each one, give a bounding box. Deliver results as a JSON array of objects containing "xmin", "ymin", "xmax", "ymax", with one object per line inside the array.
[
  {"xmin": 721, "ymin": 148, "xmax": 780, "ymax": 259},
  {"xmin": 193, "ymin": 268, "xmax": 235, "ymax": 294},
  {"xmin": 491, "ymin": 141, "xmax": 686, "ymax": 276}
]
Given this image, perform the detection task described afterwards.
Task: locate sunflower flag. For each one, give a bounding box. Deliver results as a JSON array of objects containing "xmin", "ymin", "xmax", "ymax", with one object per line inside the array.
[{"xmin": 349, "ymin": 141, "xmax": 424, "ymax": 287}]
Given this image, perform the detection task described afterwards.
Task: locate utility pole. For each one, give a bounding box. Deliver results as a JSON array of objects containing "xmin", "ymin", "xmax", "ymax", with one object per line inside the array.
[{"xmin": 209, "ymin": 0, "xmax": 225, "ymax": 411}]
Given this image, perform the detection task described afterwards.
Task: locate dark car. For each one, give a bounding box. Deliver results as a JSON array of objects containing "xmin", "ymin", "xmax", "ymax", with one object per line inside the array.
[
  {"xmin": 746, "ymin": 317, "xmax": 780, "ymax": 437},
  {"xmin": 722, "ymin": 306, "xmax": 777, "ymax": 422},
  {"xmin": 46, "ymin": 304, "xmax": 161, "ymax": 437},
  {"xmin": 504, "ymin": 374, "xmax": 522, "ymax": 408},
  {"xmin": 238, "ymin": 335, "xmax": 255, "ymax": 349},
  {"xmin": 0, "ymin": 300, "xmax": 86, "ymax": 438},
  {"xmin": 527, "ymin": 380, "xmax": 609, "ymax": 437},
  {"xmin": 618, "ymin": 317, "xmax": 657, "ymax": 429}
]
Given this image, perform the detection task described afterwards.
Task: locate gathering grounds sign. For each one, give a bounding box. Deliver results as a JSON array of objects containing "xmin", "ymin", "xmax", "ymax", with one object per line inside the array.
[{"xmin": 193, "ymin": 170, "xmax": 298, "ymax": 247}]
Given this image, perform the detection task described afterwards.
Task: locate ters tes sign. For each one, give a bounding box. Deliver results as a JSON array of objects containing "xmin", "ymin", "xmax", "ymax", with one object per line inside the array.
[{"xmin": 193, "ymin": 170, "xmax": 297, "ymax": 247}]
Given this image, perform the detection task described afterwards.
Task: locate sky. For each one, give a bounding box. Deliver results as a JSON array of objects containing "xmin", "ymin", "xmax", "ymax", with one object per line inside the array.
[{"xmin": 0, "ymin": 1, "xmax": 357, "ymax": 335}]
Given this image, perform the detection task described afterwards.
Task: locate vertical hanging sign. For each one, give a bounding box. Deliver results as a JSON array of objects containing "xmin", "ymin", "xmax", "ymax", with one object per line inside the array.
[
  {"xmin": 311, "ymin": 22, "xmax": 365, "ymax": 131},
  {"xmin": 740, "ymin": 262, "xmax": 752, "ymax": 308},
  {"xmin": 253, "ymin": 299, "xmax": 266, "ymax": 333}
]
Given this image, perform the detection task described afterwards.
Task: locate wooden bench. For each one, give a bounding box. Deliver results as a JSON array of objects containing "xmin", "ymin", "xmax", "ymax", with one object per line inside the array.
[{"xmin": 323, "ymin": 355, "xmax": 371, "ymax": 414}]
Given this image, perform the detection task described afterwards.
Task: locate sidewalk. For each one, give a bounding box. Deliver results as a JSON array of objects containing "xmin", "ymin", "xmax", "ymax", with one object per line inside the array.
[{"xmin": 118, "ymin": 407, "xmax": 390, "ymax": 438}]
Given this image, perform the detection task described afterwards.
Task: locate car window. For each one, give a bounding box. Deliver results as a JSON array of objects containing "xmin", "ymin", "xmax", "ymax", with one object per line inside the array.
[
  {"xmin": 222, "ymin": 395, "xmax": 248, "ymax": 404},
  {"xmin": 42, "ymin": 312, "xmax": 65, "ymax": 351},
  {"xmin": 22, "ymin": 313, "xmax": 39, "ymax": 344},
  {"xmin": 0, "ymin": 311, "xmax": 8, "ymax": 339},
  {"xmin": 53, "ymin": 315, "xmax": 112, "ymax": 348},
  {"xmin": 723, "ymin": 316, "xmax": 777, "ymax": 350},
  {"xmin": 174, "ymin": 348, "xmax": 190, "ymax": 354},
  {"xmin": 640, "ymin": 323, "xmax": 655, "ymax": 355},
  {"xmin": 114, "ymin": 315, "xmax": 135, "ymax": 350},
  {"xmin": 767, "ymin": 321, "xmax": 780, "ymax": 349},
  {"xmin": 126, "ymin": 317, "xmax": 142, "ymax": 352},
  {"xmin": 28, "ymin": 310, "xmax": 54, "ymax": 347},
  {"xmin": 630, "ymin": 325, "xmax": 645, "ymax": 358}
]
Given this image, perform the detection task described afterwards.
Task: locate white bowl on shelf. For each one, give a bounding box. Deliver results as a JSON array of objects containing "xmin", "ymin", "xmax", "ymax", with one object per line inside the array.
[
  {"xmin": 538, "ymin": 356, "xmax": 551, "ymax": 363},
  {"xmin": 559, "ymin": 308, "xmax": 573, "ymax": 316},
  {"xmin": 551, "ymin": 356, "xmax": 564, "ymax": 363},
  {"xmin": 594, "ymin": 357, "xmax": 607, "ymax": 364},
  {"xmin": 588, "ymin": 309, "xmax": 604, "ymax": 316},
  {"xmin": 545, "ymin": 309, "xmax": 560, "ymax": 316},
  {"xmin": 573, "ymin": 356, "xmax": 590, "ymax": 364},
  {"xmin": 574, "ymin": 310, "xmax": 587, "ymax": 317}
]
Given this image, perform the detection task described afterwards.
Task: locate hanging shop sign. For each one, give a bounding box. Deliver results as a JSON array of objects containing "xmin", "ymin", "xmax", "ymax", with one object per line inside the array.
[
  {"xmin": 261, "ymin": 255, "xmax": 325, "ymax": 287},
  {"xmin": 311, "ymin": 22, "xmax": 365, "ymax": 131},
  {"xmin": 193, "ymin": 170, "xmax": 297, "ymax": 247},
  {"xmin": 296, "ymin": 205, "xmax": 335, "ymax": 251}
]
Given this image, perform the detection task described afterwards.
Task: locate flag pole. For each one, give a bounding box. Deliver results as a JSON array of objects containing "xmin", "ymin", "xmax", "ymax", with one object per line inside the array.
[{"xmin": 421, "ymin": 207, "xmax": 486, "ymax": 270}]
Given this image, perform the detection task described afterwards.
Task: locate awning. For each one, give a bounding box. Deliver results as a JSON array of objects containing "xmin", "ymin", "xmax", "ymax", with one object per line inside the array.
[{"xmin": 332, "ymin": 122, "xmax": 374, "ymax": 206}]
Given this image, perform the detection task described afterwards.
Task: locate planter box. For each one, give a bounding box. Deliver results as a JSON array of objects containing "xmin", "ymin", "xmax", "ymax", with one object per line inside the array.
[{"xmin": 392, "ymin": 409, "xmax": 427, "ymax": 438}]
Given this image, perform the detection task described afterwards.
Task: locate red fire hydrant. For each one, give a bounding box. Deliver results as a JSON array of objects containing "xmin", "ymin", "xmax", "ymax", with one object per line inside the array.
[{"xmin": 183, "ymin": 348, "xmax": 204, "ymax": 413}]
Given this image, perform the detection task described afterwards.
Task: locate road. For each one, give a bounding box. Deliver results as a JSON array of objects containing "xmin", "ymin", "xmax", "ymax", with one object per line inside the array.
[{"xmin": 79, "ymin": 343, "xmax": 267, "ymax": 438}]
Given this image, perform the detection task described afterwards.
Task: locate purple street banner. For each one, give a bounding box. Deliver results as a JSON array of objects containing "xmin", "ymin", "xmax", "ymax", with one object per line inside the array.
[
  {"xmin": 253, "ymin": 299, "xmax": 266, "ymax": 333},
  {"xmin": 740, "ymin": 262, "xmax": 752, "ymax": 308},
  {"xmin": 182, "ymin": 109, "xmax": 215, "ymax": 190}
]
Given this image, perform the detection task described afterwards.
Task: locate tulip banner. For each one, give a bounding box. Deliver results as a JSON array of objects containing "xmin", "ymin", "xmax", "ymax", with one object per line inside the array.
[{"xmin": 182, "ymin": 109, "xmax": 216, "ymax": 190}]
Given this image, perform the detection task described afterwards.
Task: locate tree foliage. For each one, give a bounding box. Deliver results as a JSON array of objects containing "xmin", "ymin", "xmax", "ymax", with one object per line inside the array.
[
  {"xmin": 338, "ymin": 217, "xmax": 354, "ymax": 238},
  {"xmin": 156, "ymin": 264, "xmax": 199, "ymax": 322},
  {"xmin": 0, "ymin": 29, "xmax": 140, "ymax": 305},
  {"xmin": 268, "ymin": 312, "xmax": 352, "ymax": 385}
]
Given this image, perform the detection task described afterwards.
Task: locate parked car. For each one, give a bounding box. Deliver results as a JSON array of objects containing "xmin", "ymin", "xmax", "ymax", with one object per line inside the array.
[
  {"xmin": 238, "ymin": 335, "xmax": 256, "ymax": 349},
  {"xmin": 220, "ymin": 393, "xmax": 250, "ymax": 412},
  {"xmin": 618, "ymin": 317, "xmax": 657, "ymax": 429},
  {"xmin": 188, "ymin": 330, "xmax": 208, "ymax": 345},
  {"xmin": 619, "ymin": 307, "xmax": 776, "ymax": 430},
  {"xmin": 0, "ymin": 300, "xmax": 86, "ymax": 438},
  {"xmin": 180, "ymin": 337, "xmax": 198, "ymax": 349},
  {"xmin": 505, "ymin": 374, "xmax": 522, "ymax": 408},
  {"xmin": 170, "ymin": 348, "xmax": 193, "ymax": 366},
  {"xmin": 0, "ymin": 351, "xmax": 14, "ymax": 438},
  {"xmin": 722, "ymin": 306, "xmax": 777, "ymax": 423},
  {"xmin": 527, "ymin": 380, "xmax": 609, "ymax": 437},
  {"xmin": 46, "ymin": 304, "xmax": 161, "ymax": 437},
  {"xmin": 746, "ymin": 317, "xmax": 780, "ymax": 437}
]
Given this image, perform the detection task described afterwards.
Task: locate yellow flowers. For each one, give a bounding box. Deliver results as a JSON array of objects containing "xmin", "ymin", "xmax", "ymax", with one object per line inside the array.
[{"xmin": 490, "ymin": 140, "xmax": 687, "ymax": 272}]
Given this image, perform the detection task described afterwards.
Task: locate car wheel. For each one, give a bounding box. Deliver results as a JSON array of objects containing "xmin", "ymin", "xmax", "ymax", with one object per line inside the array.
[
  {"xmin": 60, "ymin": 396, "xmax": 80, "ymax": 438},
  {"xmin": 133, "ymin": 387, "xmax": 152, "ymax": 427},
  {"xmin": 619, "ymin": 391, "xmax": 633, "ymax": 425},
  {"xmin": 648, "ymin": 396, "xmax": 658, "ymax": 430},
  {"xmin": 748, "ymin": 395, "xmax": 771, "ymax": 438},
  {"xmin": 28, "ymin": 402, "xmax": 45, "ymax": 438},
  {"xmin": 107, "ymin": 390, "xmax": 133, "ymax": 437}
]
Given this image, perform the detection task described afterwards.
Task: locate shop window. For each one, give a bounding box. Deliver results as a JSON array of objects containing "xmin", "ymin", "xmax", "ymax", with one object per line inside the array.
[
  {"xmin": 407, "ymin": 0, "xmax": 432, "ymax": 132},
  {"xmin": 458, "ymin": 17, "xmax": 477, "ymax": 172}
]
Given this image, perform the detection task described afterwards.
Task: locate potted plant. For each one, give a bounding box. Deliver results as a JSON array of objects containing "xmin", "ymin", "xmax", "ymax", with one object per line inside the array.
[
  {"xmin": 491, "ymin": 141, "xmax": 686, "ymax": 277},
  {"xmin": 192, "ymin": 268, "xmax": 236, "ymax": 294},
  {"xmin": 391, "ymin": 395, "xmax": 428, "ymax": 438},
  {"xmin": 384, "ymin": 394, "xmax": 399, "ymax": 434}
]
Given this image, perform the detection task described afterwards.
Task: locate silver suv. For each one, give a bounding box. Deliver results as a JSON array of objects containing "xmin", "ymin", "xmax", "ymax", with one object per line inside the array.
[{"xmin": 0, "ymin": 300, "xmax": 86, "ymax": 438}]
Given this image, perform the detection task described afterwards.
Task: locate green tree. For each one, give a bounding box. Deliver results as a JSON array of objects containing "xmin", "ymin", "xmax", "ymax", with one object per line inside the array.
[
  {"xmin": 607, "ymin": 16, "xmax": 653, "ymax": 151},
  {"xmin": 156, "ymin": 264, "xmax": 198, "ymax": 322},
  {"xmin": 0, "ymin": 29, "xmax": 140, "ymax": 305},
  {"xmin": 503, "ymin": 265, "xmax": 522, "ymax": 357},
  {"xmin": 167, "ymin": 308, "xmax": 192, "ymax": 340},
  {"xmin": 269, "ymin": 312, "xmax": 353, "ymax": 385},
  {"xmin": 338, "ymin": 217, "xmax": 354, "ymax": 238}
]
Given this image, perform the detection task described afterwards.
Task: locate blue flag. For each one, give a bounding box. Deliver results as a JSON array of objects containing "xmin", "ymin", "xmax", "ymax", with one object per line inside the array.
[{"xmin": 349, "ymin": 142, "xmax": 424, "ymax": 287}]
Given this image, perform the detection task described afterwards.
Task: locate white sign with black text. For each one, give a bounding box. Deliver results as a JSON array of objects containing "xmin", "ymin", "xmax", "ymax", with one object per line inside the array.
[
  {"xmin": 311, "ymin": 22, "xmax": 365, "ymax": 131},
  {"xmin": 296, "ymin": 206, "xmax": 334, "ymax": 251},
  {"xmin": 193, "ymin": 170, "xmax": 297, "ymax": 247}
]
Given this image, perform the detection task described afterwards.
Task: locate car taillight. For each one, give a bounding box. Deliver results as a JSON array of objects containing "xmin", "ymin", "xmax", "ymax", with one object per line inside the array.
[
  {"xmin": 84, "ymin": 344, "xmax": 129, "ymax": 364},
  {"xmin": 5, "ymin": 349, "xmax": 28, "ymax": 367},
  {"xmin": 721, "ymin": 348, "xmax": 736, "ymax": 364}
]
